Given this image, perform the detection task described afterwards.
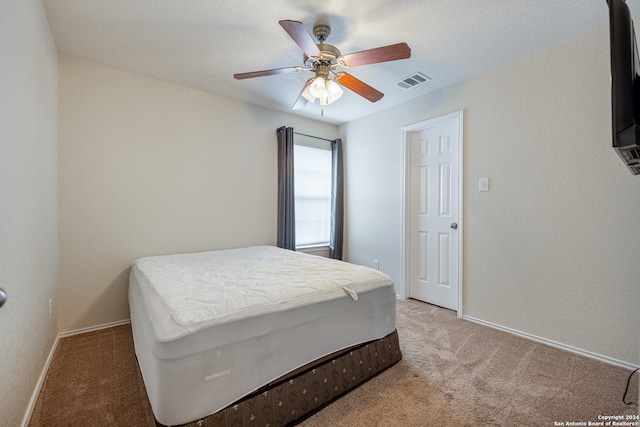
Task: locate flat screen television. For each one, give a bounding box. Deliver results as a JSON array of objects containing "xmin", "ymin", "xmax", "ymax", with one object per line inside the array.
[{"xmin": 607, "ymin": 0, "xmax": 640, "ymax": 175}]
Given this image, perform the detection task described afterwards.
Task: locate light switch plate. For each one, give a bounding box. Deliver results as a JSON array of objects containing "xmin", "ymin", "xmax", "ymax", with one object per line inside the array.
[{"xmin": 479, "ymin": 178, "xmax": 489, "ymax": 192}]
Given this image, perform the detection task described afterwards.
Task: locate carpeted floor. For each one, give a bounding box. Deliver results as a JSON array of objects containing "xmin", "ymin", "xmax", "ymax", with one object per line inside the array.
[{"xmin": 28, "ymin": 299, "xmax": 638, "ymax": 426}]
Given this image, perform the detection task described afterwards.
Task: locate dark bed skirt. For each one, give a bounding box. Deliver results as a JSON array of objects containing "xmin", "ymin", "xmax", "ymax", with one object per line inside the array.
[{"xmin": 160, "ymin": 329, "xmax": 402, "ymax": 427}]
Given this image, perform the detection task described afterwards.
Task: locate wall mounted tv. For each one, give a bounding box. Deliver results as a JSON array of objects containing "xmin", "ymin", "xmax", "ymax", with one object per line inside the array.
[{"xmin": 607, "ymin": 0, "xmax": 640, "ymax": 175}]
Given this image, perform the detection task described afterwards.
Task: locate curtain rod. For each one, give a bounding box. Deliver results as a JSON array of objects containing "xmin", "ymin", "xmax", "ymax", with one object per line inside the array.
[{"xmin": 294, "ymin": 131, "xmax": 333, "ymax": 142}]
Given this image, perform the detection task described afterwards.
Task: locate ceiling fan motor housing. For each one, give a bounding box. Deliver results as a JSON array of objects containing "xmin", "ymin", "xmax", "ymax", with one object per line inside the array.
[
  {"xmin": 315, "ymin": 64, "xmax": 331, "ymax": 79},
  {"xmin": 304, "ymin": 43, "xmax": 341, "ymax": 69},
  {"xmin": 313, "ymin": 24, "xmax": 331, "ymax": 42}
]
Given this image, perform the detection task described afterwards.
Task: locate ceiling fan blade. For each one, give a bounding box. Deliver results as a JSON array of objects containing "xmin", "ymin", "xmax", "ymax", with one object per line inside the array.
[
  {"xmin": 234, "ymin": 66, "xmax": 302, "ymax": 80},
  {"xmin": 292, "ymin": 78, "xmax": 314, "ymax": 110},
  {"xmin": 292, "ymin": 96, "xmax": 308, "ymax": 110},
  {"xmin": 335, "ymin": 72, "xmax": 384, "ymax": 102},
  {"xmin": 339, "ymin": 42, "xmax": 411, "ymax": 67},
  {"xmin": 279, "ymin": 20, "xmax": 321, "ymax": 57}
]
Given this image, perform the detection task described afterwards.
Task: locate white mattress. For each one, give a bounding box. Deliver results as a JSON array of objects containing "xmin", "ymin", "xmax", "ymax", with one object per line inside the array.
[{"xmin": 129, "ymin": 246, "xmax": 397, "ymax": 426}]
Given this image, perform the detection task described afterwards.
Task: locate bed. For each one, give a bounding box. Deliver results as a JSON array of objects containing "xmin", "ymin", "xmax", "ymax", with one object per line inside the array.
[{"xmin": 128, "ymin": 245, "xmax": 401, "ymax": 426}]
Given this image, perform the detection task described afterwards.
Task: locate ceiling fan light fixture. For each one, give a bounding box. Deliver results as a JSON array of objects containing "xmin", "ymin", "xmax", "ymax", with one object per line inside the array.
[
  {"xmin": 325, "ymin": 79, "xmax": 343, "ymax": 101},
  {"xmin": 304, "ymin": 77, "xmax": 343, "ymax": 106},
  {"xmin": 301, "ymin": 83, "xmax": 316, "ymax": 103},
  {"xmin": 309, "ymin": 76, "xmax": 327, "ymax": 98},
  {"xmin": 320, "ymin": 91, "xmax": 331, "ymax": 106}
]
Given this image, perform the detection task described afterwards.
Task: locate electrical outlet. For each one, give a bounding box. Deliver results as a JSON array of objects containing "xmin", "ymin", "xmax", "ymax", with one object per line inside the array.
[
  {"xmin": 373, "ymin": 260, "xmax": 380, "ymax": 270},
  {"xmin": 48, "ymin": 299, "xmax": 52, "ymax": 319}
]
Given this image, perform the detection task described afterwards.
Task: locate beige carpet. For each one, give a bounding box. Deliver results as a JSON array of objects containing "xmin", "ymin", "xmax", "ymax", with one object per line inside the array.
[{"xmin": 28, "ymin": 299, "xmax": 638, "ymax": 426}]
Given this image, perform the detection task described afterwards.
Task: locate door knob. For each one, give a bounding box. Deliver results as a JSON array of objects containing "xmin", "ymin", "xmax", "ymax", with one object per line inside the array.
[
  {"xmin": 0, "ymin": 288, "xmax": 6, "ymax": 308},
  {"xmin": 450, "ymin": 222, "xmax": 458, "ymax": 229}
]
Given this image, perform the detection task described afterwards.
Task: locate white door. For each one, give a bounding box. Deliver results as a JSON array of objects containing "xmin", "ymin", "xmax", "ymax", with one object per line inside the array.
[{"xmin": 408, "ymin": 113, "xmax": 461, "ymax": 311}]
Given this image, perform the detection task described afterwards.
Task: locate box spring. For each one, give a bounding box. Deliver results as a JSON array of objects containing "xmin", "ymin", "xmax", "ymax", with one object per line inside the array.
[{"xmin": 158, "ymin": 330, "xmax": 402, "ymax": 427}]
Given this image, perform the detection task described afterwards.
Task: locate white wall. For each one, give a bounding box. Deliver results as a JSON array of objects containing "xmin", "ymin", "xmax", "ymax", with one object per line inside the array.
[
  {"xmin": 341, "ymin": 27, "xmax": 640, "ymax": 365},
  {"xmin": 0, "ymin": 0, "xmax": 59, "ymax": 424},
  {"xmin": 58, "ymin": 55, "xmax": 338, "ymax": 332}
]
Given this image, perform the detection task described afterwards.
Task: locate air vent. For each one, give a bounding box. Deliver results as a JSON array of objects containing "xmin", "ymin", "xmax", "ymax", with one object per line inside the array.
[{"xmin": 395, "ymin": 72, "xmax": 431, "ymax": 89}]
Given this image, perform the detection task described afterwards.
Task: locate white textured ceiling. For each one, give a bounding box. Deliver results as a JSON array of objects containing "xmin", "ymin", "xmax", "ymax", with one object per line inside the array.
[{"xmin": 42, "ymin": 0, "xmax": 640, "ymax": 125}]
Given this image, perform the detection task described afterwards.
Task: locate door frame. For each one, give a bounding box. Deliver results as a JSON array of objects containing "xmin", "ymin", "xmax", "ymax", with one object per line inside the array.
[{"xmin": 400, "ymin": 110, "xmax": 464, "ymax": 317}]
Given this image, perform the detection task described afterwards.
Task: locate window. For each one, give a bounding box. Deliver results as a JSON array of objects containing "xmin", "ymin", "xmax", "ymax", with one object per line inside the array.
[{"xmin": 294, "ymin": 144, "xmax": 332, "ymax": 248}]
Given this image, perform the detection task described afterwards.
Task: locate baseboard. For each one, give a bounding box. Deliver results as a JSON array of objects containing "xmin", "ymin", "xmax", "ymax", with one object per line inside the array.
[
  {"xmin": 21, "ymin": 333, "xmax": 61, "ymax": 427},
  {"xmin": 463, "ymin": 315, "xmax": 639, "ymax": 371},
  {"xmin": 21, "ymin": 318, "xmax": 132, "ymax": 427},
  {"xmin": 59, "ymin": 318, "xmax": 131, "ymax": 338}
]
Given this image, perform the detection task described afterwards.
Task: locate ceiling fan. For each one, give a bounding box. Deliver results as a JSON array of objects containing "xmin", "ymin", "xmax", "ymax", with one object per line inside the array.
[{"xmin": 234, "ymin": 20, "xmax": 411, "ymax": 110}]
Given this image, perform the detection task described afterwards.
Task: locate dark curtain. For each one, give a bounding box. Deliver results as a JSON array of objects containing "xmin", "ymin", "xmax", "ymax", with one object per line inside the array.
[
  {"xmin": 330, "ymin": 138, "xmax": 344, "ymax": 259},
  {"xmin": 276, "ymin": 126, "xmax": 296, "ymax": 250}
]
